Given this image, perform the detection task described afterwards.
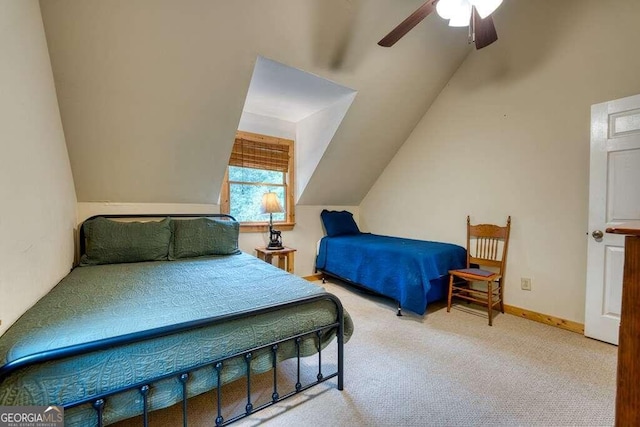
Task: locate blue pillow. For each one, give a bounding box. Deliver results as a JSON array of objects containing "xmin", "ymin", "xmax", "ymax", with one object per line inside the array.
[{"xmin": 320, "ymin": 210, "xmax": 361, "ymax": 237}]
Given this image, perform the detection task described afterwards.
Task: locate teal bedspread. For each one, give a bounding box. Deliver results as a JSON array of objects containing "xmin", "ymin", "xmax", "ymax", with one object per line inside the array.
[{"xmin": 0, "ymin": 253, "xmax": 353, "ymax": 425}]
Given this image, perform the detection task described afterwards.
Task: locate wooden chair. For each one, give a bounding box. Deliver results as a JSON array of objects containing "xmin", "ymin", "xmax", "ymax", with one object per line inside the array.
[{"xmin": 447, "ymin": 216, "xmax": 511, "ymax": 326}]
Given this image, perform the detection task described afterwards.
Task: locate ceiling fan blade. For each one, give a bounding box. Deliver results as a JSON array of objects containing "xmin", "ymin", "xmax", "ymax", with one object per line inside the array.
[
  {"xmin": 473, "ymin": 7, "xmax": 498, "ymax": 49},
  {"xmin": 378, "ymin": 1, "xmax": 436, "ymax": 47}
]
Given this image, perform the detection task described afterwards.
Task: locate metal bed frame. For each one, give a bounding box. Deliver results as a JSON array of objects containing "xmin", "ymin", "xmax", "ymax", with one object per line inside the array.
[
  {"xmin": 0, "ymin": 214, "xmax": 345, "ymax": 426},
  {"xmin": 317, "ymin": 268, "xmax": 404, "ymax": 316},
  {"xmin": 318, "ymin": 267, "xmax": 453, "ymax": 318}
]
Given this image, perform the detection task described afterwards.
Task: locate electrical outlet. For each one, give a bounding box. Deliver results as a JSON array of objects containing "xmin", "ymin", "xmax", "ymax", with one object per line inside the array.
[{"xmin": 521, "ymin": 278, "xmax": 532, "ymax": 291}]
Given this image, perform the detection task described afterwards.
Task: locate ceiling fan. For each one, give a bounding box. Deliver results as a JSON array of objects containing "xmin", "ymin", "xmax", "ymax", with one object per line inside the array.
[{"xmin": 378, "ymin": 0, "xmax": 502, "ymax": 50}]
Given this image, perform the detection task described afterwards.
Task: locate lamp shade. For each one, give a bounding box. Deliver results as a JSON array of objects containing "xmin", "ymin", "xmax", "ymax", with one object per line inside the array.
[{"xmin": 260, "ymin": 192, "xmax": 284, "ymax": 214}]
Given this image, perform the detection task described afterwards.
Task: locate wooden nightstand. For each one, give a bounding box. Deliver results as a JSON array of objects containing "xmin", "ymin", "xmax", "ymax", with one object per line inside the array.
[{"xmin": 255, "ymin": 247, "xmax": 296, "ymax": 273}]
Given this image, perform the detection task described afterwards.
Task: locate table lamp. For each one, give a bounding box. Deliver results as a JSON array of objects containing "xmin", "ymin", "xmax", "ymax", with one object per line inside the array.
[{"xmin": 260, "ymin": 192, "xmax": 284, "ymax": 250}]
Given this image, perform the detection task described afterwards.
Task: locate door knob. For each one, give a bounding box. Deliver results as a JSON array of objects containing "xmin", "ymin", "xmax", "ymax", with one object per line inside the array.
[{"xmin": 592, "ymin": 230, "xmax": 604, "ymax": 240}]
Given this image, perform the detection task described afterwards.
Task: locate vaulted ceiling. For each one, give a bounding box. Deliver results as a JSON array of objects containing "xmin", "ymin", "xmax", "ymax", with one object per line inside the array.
[{"xmin": 40, "ymin": 0, "xmax": 471, "ymax": 205}]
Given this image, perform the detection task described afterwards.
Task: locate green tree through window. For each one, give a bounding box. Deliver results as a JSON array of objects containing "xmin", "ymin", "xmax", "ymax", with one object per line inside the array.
[{"xmin": 228, "ymin": 166, "xmax": 285, "ymax": 222}]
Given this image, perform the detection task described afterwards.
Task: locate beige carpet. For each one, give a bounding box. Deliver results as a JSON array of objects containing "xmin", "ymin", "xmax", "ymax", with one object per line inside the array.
[{"xmin": 115, "ymin": 279, "xmax": 617, "ymax": 427}]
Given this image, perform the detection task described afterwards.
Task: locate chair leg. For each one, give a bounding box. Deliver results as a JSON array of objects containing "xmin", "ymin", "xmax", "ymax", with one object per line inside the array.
[
  {"xmin": 447, "ymin": 274, "xmax": 454, "ymax": 313},
  {"xmin": 499, "ymin": 279, "xmax": 504, "ymax": 313},
  {"xmin": 487, "ymin": 280, "xmax": 493, "ymax": 326}
]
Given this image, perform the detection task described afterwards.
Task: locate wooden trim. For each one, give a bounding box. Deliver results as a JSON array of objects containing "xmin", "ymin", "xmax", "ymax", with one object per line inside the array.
[
  {"xmin": 235, "ymin": 130, "xmax": 291, "ymax": 145},
  {"xmin": 286, "ymin": 135, "xmax": 295, "ymax": 227},
  {"xmin": 504, "ymin": 304, "xmax": 584, "ymax": 334},
  {"xmin": 219, "ymin": 168, "xmax": 230, "ymax": 214},
  {"xmin": 302, "ymin": 273, "xmax": 323, "ymax": 282},
  {"xmin": 240, "ymin": 222, "xmax": 295, "ymax": 233},
  {"xmin": 220, "ymin": 131, "xmax": 295, "ymax": 227}
]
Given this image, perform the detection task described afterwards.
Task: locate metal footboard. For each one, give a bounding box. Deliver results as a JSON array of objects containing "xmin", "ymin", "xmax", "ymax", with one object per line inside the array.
[{"xmin": 0, "ymin": 293, "xmax": 344, "ymax": 426}]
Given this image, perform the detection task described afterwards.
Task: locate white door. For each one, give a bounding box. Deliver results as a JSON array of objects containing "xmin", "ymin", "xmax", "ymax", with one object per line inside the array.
[{"xmin": 585, "ymin": 94, "xmax": 640, "ymax": 345}]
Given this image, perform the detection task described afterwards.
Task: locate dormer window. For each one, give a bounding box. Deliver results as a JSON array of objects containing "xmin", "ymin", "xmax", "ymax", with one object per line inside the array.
[{"xmin": 220, "ymin": 131, "xmax": 295, "ymax": 231}]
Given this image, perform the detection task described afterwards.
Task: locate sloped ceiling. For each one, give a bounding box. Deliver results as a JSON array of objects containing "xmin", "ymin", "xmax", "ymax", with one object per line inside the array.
[
  {"xmin": 243, "ymin": 56, "xmax": 356, "ymax": 123},
  {"xmin": 241, "ymin": 56, "xmax": 357, "ymax": 201},
  {"xmin": 40, "ymin": 0, "xmax": 470, "ymax": 205}
]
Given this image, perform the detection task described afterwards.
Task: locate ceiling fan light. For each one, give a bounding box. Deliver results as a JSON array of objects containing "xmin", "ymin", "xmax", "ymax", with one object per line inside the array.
[
  {"xmin": 471, "ymin": 0, "xmax": 503, "ymax": 19},
  {"xmin": 436, "ymin": 0, "xmax": 460, "ymax": 20},
  {"xmin": 448, "ymin": 1, "xmax": 472, "ymax": 27}
]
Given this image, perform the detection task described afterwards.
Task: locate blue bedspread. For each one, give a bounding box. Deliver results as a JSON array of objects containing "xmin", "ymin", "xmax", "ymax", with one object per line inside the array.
[{"xmin": 316, "ymin": 234, "xmax": 466, "ymax": 315}]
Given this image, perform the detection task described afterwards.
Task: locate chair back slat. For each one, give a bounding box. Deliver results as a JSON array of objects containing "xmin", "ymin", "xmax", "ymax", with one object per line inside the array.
[
  {"xmin": 473, "ymin": 236, "xmax": 502, "ymax": 261},
  {"xmin": 465, "ymin": 216, "xmax": 511, "ymax": 274}
]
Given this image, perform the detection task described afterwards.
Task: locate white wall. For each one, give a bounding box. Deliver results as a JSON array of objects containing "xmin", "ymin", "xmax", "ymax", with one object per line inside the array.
[
  {"xmin": 77, "ymin": 115, "xmax": 357, "ymax": 278},
  {"xmin": 296, "ymin": 94, "xmax": 357, "ymax": 201},
  {"xmin": 360, "ymin": 0, "xmax": 640, "ymax": 324},
  {"xmin": 238, "ymin": 111, "xmax": 296, "ymax": 140},
  {"xmin": 40, "ymin": 0, "xmax": 470, "ymax": 206},
  {"xmin": 0, "ymin": 0, "xmax": 77, "ymax": 334},
  {"xmin": 77, "ymin": 203, "xmax": 358, "ymax": 277},
  {"xmin": 235, "ymin": 205, "xmax": 359, "ymax": 276},
  {"xmin": 234, "ymin": 113, "xmax": 361, "ymax": 274}
]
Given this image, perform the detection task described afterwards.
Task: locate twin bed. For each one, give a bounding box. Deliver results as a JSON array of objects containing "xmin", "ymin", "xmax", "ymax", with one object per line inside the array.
[
  {"xmin": 316, "ymin": 210, "xmax": 466, "ymax": 315},
  {"xmin": 0, "ymin": 214, "xmax": 353, "ymax": 426}
]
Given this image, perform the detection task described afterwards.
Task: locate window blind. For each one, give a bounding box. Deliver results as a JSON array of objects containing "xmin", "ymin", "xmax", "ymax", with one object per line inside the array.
[{"xmin": 229, "ymin": 138, "xmax": 290, "ymax": 172}]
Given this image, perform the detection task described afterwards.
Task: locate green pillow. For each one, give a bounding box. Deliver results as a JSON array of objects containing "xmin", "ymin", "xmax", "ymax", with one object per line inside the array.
[
  {"xmin": 170, "ymin": 218, "xmax": 240, "ymax": 259},
  {"xmin": 80, "ymin": 217, "xmax": 171, "ymax": 266}
]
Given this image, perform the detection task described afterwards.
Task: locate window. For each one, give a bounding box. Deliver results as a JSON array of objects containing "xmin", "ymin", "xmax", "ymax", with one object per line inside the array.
[{"xmin": 220, "ymin": 131, "xmax": 295, "ymax": 231}]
